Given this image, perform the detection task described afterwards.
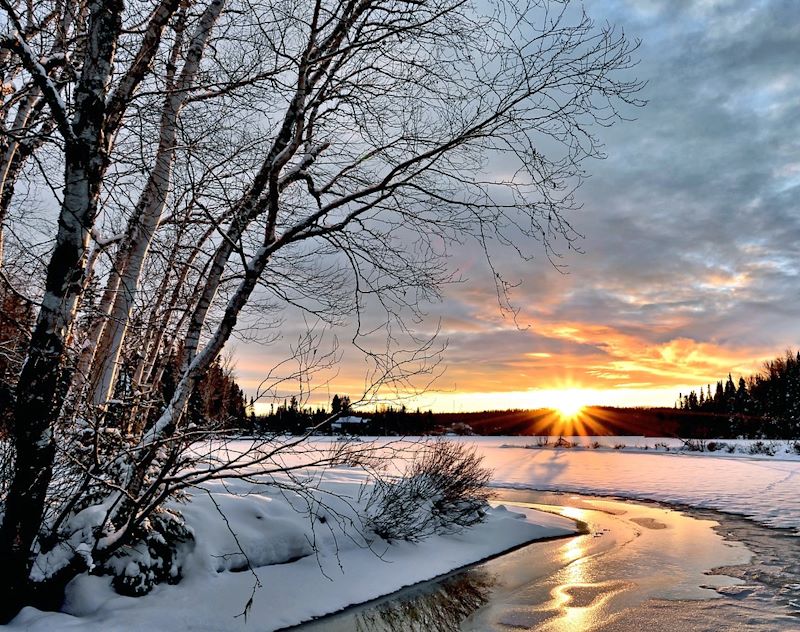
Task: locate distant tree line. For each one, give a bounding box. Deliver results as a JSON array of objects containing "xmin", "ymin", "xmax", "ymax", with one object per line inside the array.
[
  {"xmin": 254, "ymin": 396, "xmax": 330, "ymax": 435},
  {"xmin": 253, "ymin": 397, "xmax": 440, "ymax": 436},
  {"xmin": 677, "ymin": 350, "xmax": 800, "ymax": 438}
]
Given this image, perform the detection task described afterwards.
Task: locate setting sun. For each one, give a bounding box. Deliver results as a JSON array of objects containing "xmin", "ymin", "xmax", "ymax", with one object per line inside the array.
[
  {"xmin": 548, "ymin": 390, "xmax": 587, "ymax": 420},
  {"xmin": 554, "ymin": 400, "xmax": 585, "ymax": 420}
]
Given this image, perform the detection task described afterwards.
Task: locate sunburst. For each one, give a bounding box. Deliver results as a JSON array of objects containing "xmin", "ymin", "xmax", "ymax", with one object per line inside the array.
[{"xmin": 548, "ymin": 389, "xmax": 587, "ymax": 420}]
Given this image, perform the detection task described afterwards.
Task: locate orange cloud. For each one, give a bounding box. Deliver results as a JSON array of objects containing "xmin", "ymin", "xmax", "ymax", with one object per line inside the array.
[{"xmin": 231, "ymin": 306, "xmax": 780, "ymax": 413}]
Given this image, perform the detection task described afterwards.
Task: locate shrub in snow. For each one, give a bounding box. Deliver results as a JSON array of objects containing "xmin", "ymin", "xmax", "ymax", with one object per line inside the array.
[
  {"xmin": 681, "ymin": 438, "xmax": 707, "ymax": 452},
  {"xmin": 364, "ymin": 440, "xmax": 492, "ymax": 543},
  {"xmin": 101, "ymin": 509, "xmax": 192, "ymax": 596},
  {"xmin": 553, "ymin": 436, "xmax": 576, "ymax": 449},
  {"xmin": 25, "ymin": 420, "xmax": 197, "ymax": 598},
  {"xmin": 748, "ymin": 441, "xmax": 777, "ymax": 456}
]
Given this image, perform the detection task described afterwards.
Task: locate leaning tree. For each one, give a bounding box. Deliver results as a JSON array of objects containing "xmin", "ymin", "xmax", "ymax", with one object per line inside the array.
[{"xmin": 0, "ymin": 0, "xmax": 641, "ymax": 619}]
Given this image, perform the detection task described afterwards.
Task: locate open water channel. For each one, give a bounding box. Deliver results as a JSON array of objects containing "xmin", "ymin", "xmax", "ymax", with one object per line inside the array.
[{"xmin": 290, "ymin": 489, "xmax": 800, "ymax": 631}]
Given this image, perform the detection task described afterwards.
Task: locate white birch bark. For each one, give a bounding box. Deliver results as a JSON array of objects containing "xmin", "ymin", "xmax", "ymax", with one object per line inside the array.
[
  {"xmin": 0, "ymin": 0, "xmax": 183, "ymax": 619},
  {"xmin": 0, "ymin": 1, "xmax": 124, "ymax": 618},
  {"xmin": 90, "ymin": 0, "xmax": 226, "ymax": 407}
]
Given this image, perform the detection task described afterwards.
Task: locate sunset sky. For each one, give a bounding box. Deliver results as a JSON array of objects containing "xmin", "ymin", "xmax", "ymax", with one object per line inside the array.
[{"xmin": 236, "ymin": 0, "xmax": 800, "ymax": 413}]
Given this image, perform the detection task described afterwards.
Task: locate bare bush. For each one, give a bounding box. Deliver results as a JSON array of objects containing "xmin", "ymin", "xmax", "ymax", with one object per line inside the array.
[
  {"xmin": 748, "ymin": 441, "xmax": 777, "ymax": 456},
  {"xmin": 680, "ymin": 438, "xmax": 707, "ymax": 452},
  {"xmin": 364, "ymin": 441, "xmax": 492, "ymax": 543},
  {"xmin": 554, "ymin": 436, "xmax": 576, "ymax": 449}
]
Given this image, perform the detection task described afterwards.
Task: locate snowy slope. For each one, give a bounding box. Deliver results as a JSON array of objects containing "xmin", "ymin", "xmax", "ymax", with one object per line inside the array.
[
  {"xmin": 8, "ymin": 434, "xmax": 800, "ymax": 631},
  {"xmin": 9, "ymin": 467, "xmax": 575, "ymax": 632}
]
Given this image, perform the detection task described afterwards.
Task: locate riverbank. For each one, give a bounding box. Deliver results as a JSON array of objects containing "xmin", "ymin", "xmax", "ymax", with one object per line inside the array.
[
  {"xmin": 8, "ymin": 473, "xmax": 576, "ymax": 632},
  {"xmin": 295, "ymin": 490, "xmax": 800, "ymax": 631},
  {"xmin": 460, "ymin": 436, "xmax": 800, "ymax": 531},
  {"xmin": 7, "ymin": 436, "xmax": 800, "ymax": 631}
]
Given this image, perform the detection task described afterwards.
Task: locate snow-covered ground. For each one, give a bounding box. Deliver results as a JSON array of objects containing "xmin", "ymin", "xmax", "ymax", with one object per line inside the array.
[
  {"xmin": 9, "ymin": 442, "xmax": 576, "ymax": 632},
  {"xmin": 491, "ymin": 435, "xmax": 800, "ymax": 460},
  {"xmin": 8, "ymin": 434, "xmax": 800, "ymax": 631},
  {"xmin": 466, "ymin": 436, "xmax": 800, "ymax": 532}
]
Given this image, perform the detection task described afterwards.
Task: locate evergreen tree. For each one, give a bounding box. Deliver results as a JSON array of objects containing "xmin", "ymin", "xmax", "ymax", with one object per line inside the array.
[
  {"xmin": 724, "ymin": 374, "xmax": 736, "ymax": 413},
  {"xmin": 676, "ymin": 349, "xmax": 800, "ymax": 438},
  {"xmin": 714, "ymin": 381, "xmax": 724, "ymax": 411},
  {"xmin": 735, "ymin": 377, "xmax": 748, "ymax": 412}
]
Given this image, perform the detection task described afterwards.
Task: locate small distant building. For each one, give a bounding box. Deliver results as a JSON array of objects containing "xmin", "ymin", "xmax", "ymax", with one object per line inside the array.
[{"xmin": 331, "ymin": 415, "xmax": 370, "ymax": 435}]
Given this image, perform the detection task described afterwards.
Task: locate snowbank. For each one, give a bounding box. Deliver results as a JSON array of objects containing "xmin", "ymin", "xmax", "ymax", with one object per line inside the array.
[
  {"xmin": 11, "ymin": 433, "xmax": 800, "ymax": 631},
  {"xmin": 10, "ymin": 466, "xmax": 575, "ymax": 632}
]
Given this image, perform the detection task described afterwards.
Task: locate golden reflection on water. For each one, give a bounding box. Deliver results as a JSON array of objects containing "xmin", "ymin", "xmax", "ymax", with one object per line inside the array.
[
  {"xmin": 543, "ymin": 509, "xmax": 613, "ymax": 632},
  {"xmin": 552, "ymin": 536, "xmax": 594, "ymax": 631},
  {"xmin": 562, "ymin": 530, "xmax": 587, "ymax": 565},
  {"xmin": 560, "ymin": 505, "xmax": 588, "ymax": 523}
]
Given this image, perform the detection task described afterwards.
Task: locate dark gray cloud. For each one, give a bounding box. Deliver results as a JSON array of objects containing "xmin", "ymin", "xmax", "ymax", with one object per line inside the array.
[
  {"xmin": 238, "ymin": 0, "xmax": 800, "ymax": 409},
  {"xmin": 555, "ymin": 0, "xmax": 800, "ymax": 341}
]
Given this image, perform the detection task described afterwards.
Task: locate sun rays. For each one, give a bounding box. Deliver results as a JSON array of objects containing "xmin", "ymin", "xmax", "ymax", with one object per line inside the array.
[{"xmin": 545, "ymin": 388, "xmax": 589, "ymax": 425}]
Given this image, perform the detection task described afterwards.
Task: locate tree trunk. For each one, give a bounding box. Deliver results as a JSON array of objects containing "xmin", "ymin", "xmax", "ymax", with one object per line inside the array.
[
  {"xmin": 0, "ymin": 1, "xmax": 123, "ymax": 620},
  {"xmin": 91, "ymin": 0, "xmax": 226, "ymax": 408},
  {"xmin": 71, "ymin": 261, "xmax": 122, "ymax": 401}
]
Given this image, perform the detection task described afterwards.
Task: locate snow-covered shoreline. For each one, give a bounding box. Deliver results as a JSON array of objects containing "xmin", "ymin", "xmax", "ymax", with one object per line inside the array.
[
  {"xmin": 8, "ymin": 434, "xmax": 800, "ymax": 631},
  {"xmin": 8, "ymin": 455, "xmax": 576, "ymax": 632},
  {"xmin": 464, "ymin": 436, "xmax": 800, "ymax": 532}
]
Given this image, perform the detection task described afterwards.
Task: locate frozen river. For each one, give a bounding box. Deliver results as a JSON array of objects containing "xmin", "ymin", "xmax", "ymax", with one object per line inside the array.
[{"xmin": 293, "ymin": 489, "xmax": 800, "ymax": 631}]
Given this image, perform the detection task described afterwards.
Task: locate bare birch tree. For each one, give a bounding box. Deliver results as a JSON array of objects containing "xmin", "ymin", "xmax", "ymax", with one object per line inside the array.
[
  {"xmin": 0, "ymin": 0, "xmax": 642, "ymax": 619},
  {"xmin": 0, "ymin": 0, "xmax": 183, "ymax": 615}
]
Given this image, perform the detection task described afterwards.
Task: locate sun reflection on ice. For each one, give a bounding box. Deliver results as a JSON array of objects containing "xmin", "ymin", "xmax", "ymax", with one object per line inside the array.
[
  {"xmin": 543, "ymin": 511, "xmax": 617, "ymax": 632},
  {"xmin": 552, "ymin": 538, "xmax": 594, "ymax": 630}
]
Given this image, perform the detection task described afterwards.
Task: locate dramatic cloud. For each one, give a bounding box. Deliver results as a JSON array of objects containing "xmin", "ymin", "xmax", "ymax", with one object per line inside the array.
[{"xmin": 237, "ymin": 0, "xmax": 800, "ymax": 411}]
